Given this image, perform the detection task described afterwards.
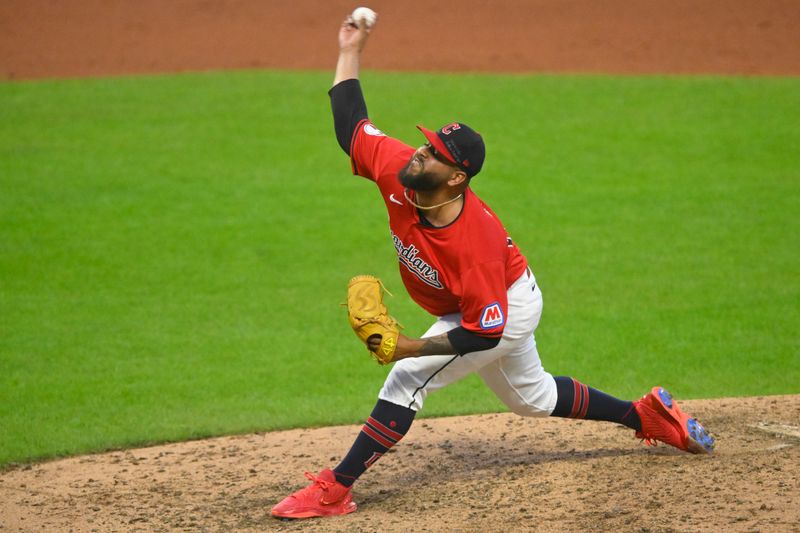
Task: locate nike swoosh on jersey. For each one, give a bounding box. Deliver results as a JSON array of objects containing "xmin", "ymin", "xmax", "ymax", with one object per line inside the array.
[{"xmin": 389, "ymin": 194, "xmax": 403, "ymax": 206}]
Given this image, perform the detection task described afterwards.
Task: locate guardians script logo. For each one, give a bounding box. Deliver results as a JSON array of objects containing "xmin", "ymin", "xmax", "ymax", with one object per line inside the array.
[{"xmin": 391, "ymin": 232, "xmax": 444, "ymax": 289}]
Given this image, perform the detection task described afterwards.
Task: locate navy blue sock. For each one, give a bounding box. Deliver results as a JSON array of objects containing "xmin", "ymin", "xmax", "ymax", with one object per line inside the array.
[
  {"xmin": 551, "ymin": 376, "xmax": 641, "ymax": 431},
  {"xmin": 333, "ymin": 399, "xmax": 415, "ymax": 487}
]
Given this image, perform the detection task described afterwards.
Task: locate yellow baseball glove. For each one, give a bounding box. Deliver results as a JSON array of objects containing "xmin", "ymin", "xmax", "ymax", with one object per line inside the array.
[{"xmin": 346, "ymin": 275, "xmax": 402, "ymax": 365}]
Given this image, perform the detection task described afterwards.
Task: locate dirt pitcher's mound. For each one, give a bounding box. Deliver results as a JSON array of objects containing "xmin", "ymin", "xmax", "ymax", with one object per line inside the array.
[{"xmin": 1, "ymin": 395, "xmax": 798, "ymax": 532}]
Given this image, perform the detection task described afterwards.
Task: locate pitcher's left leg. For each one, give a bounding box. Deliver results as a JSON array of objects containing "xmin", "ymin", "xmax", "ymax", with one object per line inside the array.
[
  {"xmin": 479, "ymin": 338, "xmax": 715, "ymax": 454},
  {"xmin": 477, "ymin": 335, "xmax": 557, "ymax": 417}
]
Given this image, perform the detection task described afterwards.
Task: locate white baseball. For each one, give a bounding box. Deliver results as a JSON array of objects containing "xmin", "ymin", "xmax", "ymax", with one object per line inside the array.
[{"xmin": 351, "ymin": 6, "xmax": 377, "ymax": 29}]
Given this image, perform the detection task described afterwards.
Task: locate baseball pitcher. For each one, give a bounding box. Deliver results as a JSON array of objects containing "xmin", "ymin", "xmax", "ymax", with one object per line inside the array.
[{"xmin": 271, "ymin": 10, "xmax": 715, "ymax": 520}]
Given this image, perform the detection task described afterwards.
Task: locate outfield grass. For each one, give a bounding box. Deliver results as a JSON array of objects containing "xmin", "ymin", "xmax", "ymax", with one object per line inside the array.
[{"xmin": 1, "ymin": 70, "xmax": 798, "ymax": 465}]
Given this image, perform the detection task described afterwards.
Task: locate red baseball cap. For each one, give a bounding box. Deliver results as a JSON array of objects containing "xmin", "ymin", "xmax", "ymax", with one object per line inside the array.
[{"xmin": 416, "ymin": 122, "xmax": 485, "ymax": 178}]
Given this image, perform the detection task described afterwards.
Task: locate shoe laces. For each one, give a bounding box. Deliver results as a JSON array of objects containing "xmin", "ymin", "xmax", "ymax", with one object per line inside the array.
[{"xmin": 304, "ymin": 471, "xmax": 336, "ymax": 491}]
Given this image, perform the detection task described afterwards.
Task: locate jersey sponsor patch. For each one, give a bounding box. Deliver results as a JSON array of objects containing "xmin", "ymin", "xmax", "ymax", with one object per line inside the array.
[
  {"xmin": 480, "ymin": 302, "xmax": 505, "ymax": 329},
  {"xmin": 364, "ymin": 124, "xmax": 385, "ymax": 136}
]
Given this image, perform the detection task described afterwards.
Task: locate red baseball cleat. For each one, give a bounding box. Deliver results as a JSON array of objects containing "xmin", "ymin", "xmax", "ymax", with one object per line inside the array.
[
  {"xmin": 634, "ymin": 386, "xmax": 715, "ymax": 454},
  {"xmin": 271, "ymin": 469, "xmax": 357, "ymax": 519}
]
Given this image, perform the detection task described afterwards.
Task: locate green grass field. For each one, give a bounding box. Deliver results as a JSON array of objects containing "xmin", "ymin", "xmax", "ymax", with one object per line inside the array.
[{"xmin": 1, "ymin": 70, "xmax": 798, "ymax": 466}]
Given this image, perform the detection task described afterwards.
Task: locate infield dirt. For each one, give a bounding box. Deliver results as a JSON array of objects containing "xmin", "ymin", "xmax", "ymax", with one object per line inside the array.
[
  {"xmin": 1, "ymin": 1, "xmax": 798, "ymax": 531},
  {"xmin": 2, "ymin": 396, "xmax": 799, "ymax": 531}
]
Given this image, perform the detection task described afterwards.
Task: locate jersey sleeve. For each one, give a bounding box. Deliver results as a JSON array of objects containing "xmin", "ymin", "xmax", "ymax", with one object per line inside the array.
[
  {"xmin": 458, "ymin": 260, "xmax": 509, "ymax": 338},
  {"xmin": 349, "ymin": 119, "xmax": 413, "ymax": 183}
]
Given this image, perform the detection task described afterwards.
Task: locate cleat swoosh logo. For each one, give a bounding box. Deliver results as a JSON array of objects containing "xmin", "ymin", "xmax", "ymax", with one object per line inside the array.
[{"xmin": 389, "ymin": 194, "xmax": 403, "ymax": 206}]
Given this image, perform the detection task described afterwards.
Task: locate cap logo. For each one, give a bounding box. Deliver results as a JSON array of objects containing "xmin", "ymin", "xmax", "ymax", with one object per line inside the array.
[{"xmin": 440, "ymin": 123, "xmax": 461, "ymax": 135}]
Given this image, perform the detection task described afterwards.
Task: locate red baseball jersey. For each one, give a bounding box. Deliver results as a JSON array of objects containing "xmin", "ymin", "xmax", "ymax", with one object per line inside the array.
[{"xmin": 349, "ymin": 120, "xmax": 528, "ymax": 338}]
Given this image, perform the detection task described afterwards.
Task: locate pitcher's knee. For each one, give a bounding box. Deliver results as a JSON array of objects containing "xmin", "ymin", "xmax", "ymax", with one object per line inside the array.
[
  {"xmin": 379, "ymin": 364, "xmax": 424, "ymax": 411},
  {"xmin": 508, "ymin": 401, "xmax": 552, "ymax": 418},
  {"xmin": 504, "ymin": 375, "xmax": 558, "ymax": 417}
]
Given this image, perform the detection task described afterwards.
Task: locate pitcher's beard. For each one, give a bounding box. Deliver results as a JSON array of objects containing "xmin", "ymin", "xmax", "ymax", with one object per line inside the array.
[{"xmin": 398, "ymin": 160, "xmax": 438, "ymax": 191}]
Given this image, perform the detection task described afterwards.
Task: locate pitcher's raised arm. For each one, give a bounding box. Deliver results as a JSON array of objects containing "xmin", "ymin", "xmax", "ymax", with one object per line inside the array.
[{"xmin": 329, "ymin": 13, "xmax": 375, "ymax": 155}]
